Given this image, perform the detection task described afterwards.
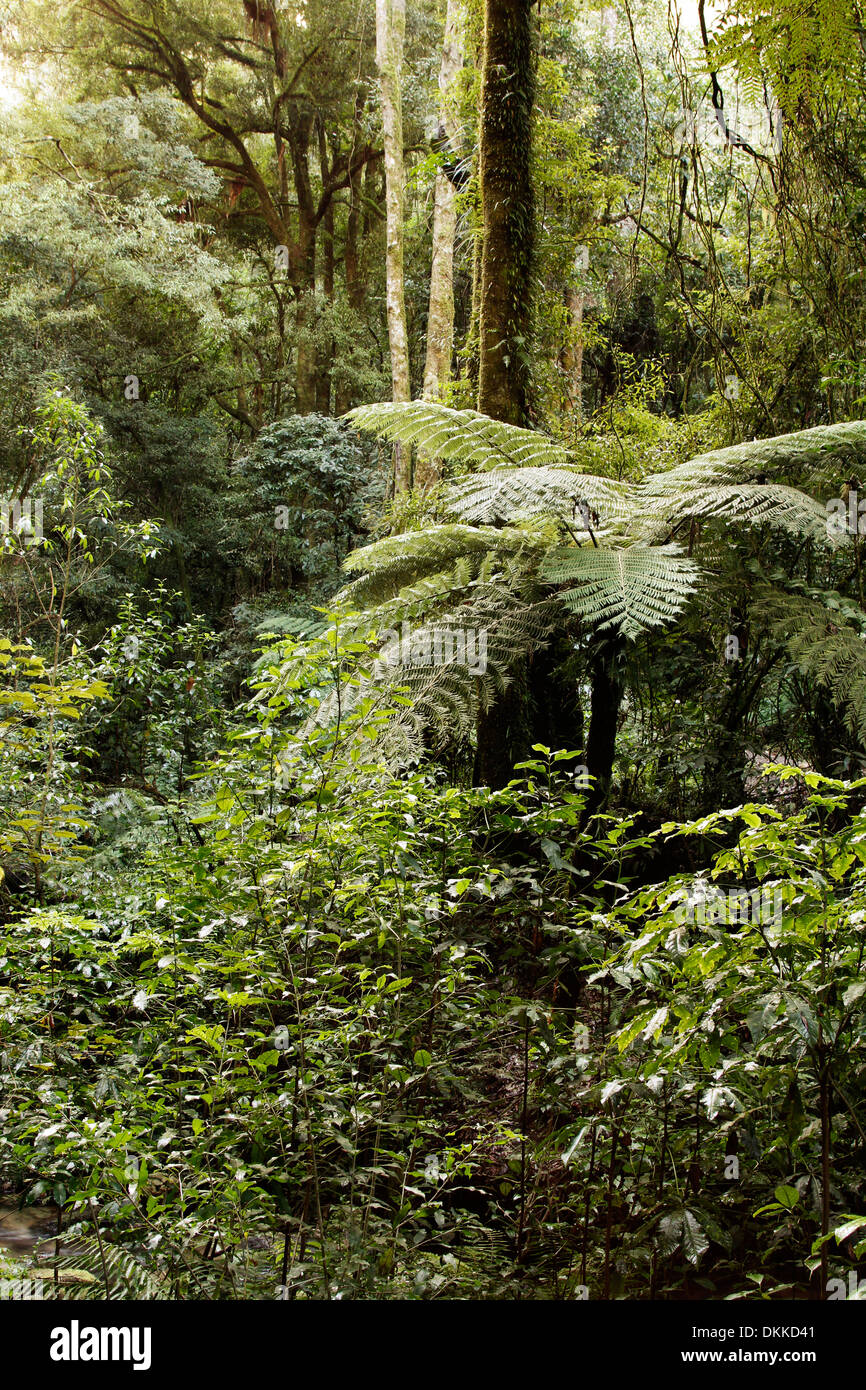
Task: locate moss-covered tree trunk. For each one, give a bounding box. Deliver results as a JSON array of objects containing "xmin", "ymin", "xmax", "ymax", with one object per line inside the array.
[
  {"xmin": 477, "ymin": 0, "xmax": 535, "ymax": 427},
  {"xmin": 473, "ymin": 0, "xmax": 537, "ymax": 783},
  {"xmin": 376, "ymin": 0, "xmax": 411, "ymax": 491},
  {"xmin": 421, "ymin": 0, "xmax": 463, "ymax": 420}
]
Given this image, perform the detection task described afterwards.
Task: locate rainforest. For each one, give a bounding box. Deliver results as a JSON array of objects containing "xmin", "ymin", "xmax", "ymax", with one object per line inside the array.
[{"xmin": 1, "ymin": 0, "xmax": 866, "ymax": 1328}]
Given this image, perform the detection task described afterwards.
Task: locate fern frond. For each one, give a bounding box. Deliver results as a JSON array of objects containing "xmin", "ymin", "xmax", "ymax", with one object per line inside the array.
[
  {"xmin": 752, "ymin": 584, "xmax": 866, "ymax": 742},
  {"xmin": 446, "ymin": 467, "xmax": 635, "ymax": 527},
  {"xmin": 255, "ymin": 613, "xmax": 329, "ymax": 639},
  {"xmin": 346, "ymin": 400, "xmax": 571, "ymax": 471},
  {"xmin": 542, "ymin": 544, "xmax": 701, "ymax": 640},
  {"xmin": 307, "ymin": 585, "xmax": 557, "ymax": 762},
  {"xmin": 41, "ymin": 1236, "xmax": 171, "ymax": 1300},
  {"xmin": 339, "ymin": 524, "xmax": 542, "ymax": 607},
  {"xmin": 343, "ymin": 525, "xmax": 502, "ymax": 576},
  {"xmin": 638, "ymin": 482, "xmax": 830, "ymax": 542},
  {"xmin": 648, "ymin": 420, "xmax": 866, "ymax": 489}
]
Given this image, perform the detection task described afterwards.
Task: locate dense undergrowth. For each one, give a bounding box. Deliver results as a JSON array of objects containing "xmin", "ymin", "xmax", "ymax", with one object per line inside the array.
[{"xmin": 3, "ymin": 615, "xmax": 866, "ymax": 1301}]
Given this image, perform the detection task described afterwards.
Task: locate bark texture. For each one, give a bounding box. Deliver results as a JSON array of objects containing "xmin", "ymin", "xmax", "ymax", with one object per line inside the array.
[
  {"xmin": 377, "ymin": 0, "xmax": 411, "ymax": 491},
  {"xmin": 473, "ymin": 0, "xmax": 537, "ymax": 780},
  {"xmin": 422, "ymin": 0, "xmax": 463, "ymax": 408},
  {"xmin": 477, "ymin": 0, "xmax": 535, "ymax": 426}
]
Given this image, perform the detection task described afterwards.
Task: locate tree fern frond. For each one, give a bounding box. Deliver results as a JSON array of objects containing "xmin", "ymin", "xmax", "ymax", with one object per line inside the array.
[
  {"xmin": 752, "ymin": 584, "xmax": 866, "ymax": 742},
  {"xmin": 339, "ymin": 524, "xmax": 542, "ymax": 607},
  {"xmin": 338, "ymin": 562, "xmax": 478, "ymax": 624},
  {"xmin": 307, "ymin": 587, "xmax": 557, "ymax": 762},
  {"xmin": 346, "ymin": 400, "xmax": 571, "ymax": 471},
  {"xmin": 42, "ymin": 1236, "xmax": 171, "ymax": 1300},
  {"xmin": 446, "ymin": 467, "xmax": 635, "ymax": 526},
  {"xmin": 255, "ymin": 612, "xmax": 330, "ymax": 640},
  {"xmin": 648, "ymin": 420, "xmax": 866, "ymax": 489},
  {"xmin": 542, "ymin": 544, "xmax": 701, "ymax": 639},
  {"xmin": 638, "ymin": 482, "xmax": 831, "ymax": 542}
]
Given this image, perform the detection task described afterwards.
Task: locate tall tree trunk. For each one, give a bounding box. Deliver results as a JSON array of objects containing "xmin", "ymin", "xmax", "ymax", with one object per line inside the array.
[
  {"xmin": 289, "ymin": 112, "xmax": 318, "ymax": 415},
  {"xmin": 563, "ymin": 284, "xmax": 584, "ymax": 421},
  {"xmin": 376, "ymin": 0, "xmax": 411, "ymax": 490},
  {"xmin": 316, "ymin": 116, "xmax": 334, "ymax": 414},
  {"xmin": 477, "ymin": 0, "xmax": 535, "ymax": 426},
  {"xmin": 336, "ymin": 95, "xmax": 367, "ymax": 417},
  {"xmin": 422, "ymin": 0, "xmax": 463, "ymax": 407},
  {"xmin": 294, "ymin": 262, "xmax": 318, "ymax": 414},
  {"xmin": 460, "ymin": 215, "xmax": 483, "ymax": 395},
  {"xmin": 472, "ymin": 0, "xmax": 537, "ymax": 783},
  {"xmin": 345, "ymin": 93, "xmax": 366, "ymax": 317},
  {"xmin": 362, "ymin": 160, "xmax": 380, "ymax": 239}
]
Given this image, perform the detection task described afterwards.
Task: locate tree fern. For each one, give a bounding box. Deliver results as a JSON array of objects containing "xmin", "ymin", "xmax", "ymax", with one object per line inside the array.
[
  {"xmin": 752, "ymin": 584, "xmax": 866, "ymax": 744},
  {"xmin": 336, "ymin": 401, "xmax": 866, "ymax": 750},
  {"xmin": 643, "ymin": 420, "xmax": 866, "ymax": 490}
]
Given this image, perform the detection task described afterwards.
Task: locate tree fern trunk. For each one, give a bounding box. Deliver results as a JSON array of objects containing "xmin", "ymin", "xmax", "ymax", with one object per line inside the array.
[
  {"xmin": 472, "ymin": 0, "xmax": 537, "ymax": 782},
  {"xmin": 474, "ymin": 671, "xmax": 532, "ymax": 789},
  {"xmin": 583, "ymin": 639, "xmax": 624, "ymax": 815},
  {"xmin": 528, "ymin": 636, "xmax": 584, "ymax": 754}
]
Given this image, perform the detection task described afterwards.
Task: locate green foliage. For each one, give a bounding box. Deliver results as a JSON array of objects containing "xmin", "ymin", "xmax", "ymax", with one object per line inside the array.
[
  {"xmin": 347, "ymin": 400, "xmax": 573, "ymax": 472},
  {"xmin": 226, "ymin": 414, "xmax": 384, "ymax": 601},
  {"xmin": 752, "ymin": 585, "xmax": 866, "ymax": 746},
  {"xmin": 0, "ymin": 639, "xmax": 108, "ymax": 884},
  {"xmin": 541, "ymin": 544, "xmax": 700, "ymax": 639},
  {"xmin": 5, "ymin": 0, "xmax": 866, "ymax": 1314}
]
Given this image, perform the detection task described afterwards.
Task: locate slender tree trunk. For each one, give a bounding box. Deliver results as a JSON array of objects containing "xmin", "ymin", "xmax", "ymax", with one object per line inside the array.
[
  {"xmin": 289, "ymin": 113, "xmax": 318, "ymax": 415},
  {"xmin": 472, "ymin": 0, "xmax": 537, "ymax": 782},
  {"xmin": 377, "ymin": 0, "xmax": 411, "ymax": 489},
  {"xmin": 362, "ymin": 160, "xmax": 379, "ymax": 239},
  {"xmin": 461, "ymin": 215, "xmax": 483, "ymax": 394},
  {"xmin": 344, "ymin": 168, "xmax": 363, "ymax": 317},
  {"xmin": 563, "ymin": 285, "xmax": 584, "ymax": 420},
  {"xmin": 422, "ymin": 0, "xmax": 463, "ymax": 408},
  {"xmin": 316, "ymin": 117, "xmax": 334, "ymax": 414},
  {"xmin": 345, "ymin": 93, "xmax": 366, "ymax": 317},
  {"xmin": 294, "ymin": 265, "xmax": 318, "ymax": 414},
  {"xmin": 336, "ymin": 95, "xmax": 367, "ymax": 416},
  {"xmin": 477, "ymin": 0, "xmax": 535, "ymax": 426}
]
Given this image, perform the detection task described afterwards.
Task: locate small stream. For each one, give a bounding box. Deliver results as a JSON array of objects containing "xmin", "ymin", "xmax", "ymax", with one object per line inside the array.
[
  {"xmin": 0, "ymin": 1199, "xmax": 59, "ymax": 1253},
  {"xmin": 0, "ymin": 1200, "xmax": 102, "ymax": 1295}
]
